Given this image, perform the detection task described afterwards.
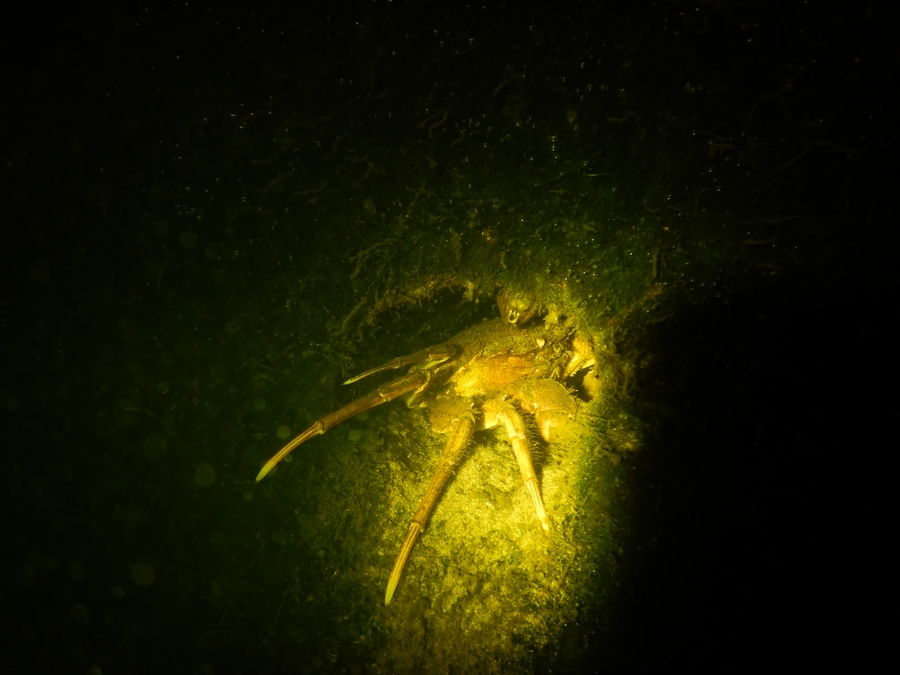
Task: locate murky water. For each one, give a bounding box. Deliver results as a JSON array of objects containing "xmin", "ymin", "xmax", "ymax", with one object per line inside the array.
[{"xmin": 1, "ymin": 2, "xmax": 891, "ymax": 673}]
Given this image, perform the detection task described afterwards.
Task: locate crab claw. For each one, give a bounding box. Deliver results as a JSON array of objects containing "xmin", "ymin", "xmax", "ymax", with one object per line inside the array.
[
  {"xmin": 256, "ymin": 369, "xmax": 430, "ymax": 482},
  {"xmin": 342, "ymin": 345, "xmax": 455, "ymax": 385}
]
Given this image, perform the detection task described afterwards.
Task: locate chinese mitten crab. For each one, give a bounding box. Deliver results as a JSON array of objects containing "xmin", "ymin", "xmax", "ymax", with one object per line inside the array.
[{"xmin": 256, "ymin": 291, "xmax": 595, "ymax": 604}]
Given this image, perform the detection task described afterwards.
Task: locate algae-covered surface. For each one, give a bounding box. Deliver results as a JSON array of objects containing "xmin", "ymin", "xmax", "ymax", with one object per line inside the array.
[{"xmin": 1, "ymin": 2, "xmax": 893, "ymax": 673}]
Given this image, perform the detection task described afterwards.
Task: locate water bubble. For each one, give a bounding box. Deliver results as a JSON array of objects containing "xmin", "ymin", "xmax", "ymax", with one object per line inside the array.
[
  {"xmin": 194, "ymin": 464, "xmax": 216, "ymax": 487},
  {"xmin": 179, "ymin": 231, "xmax": 198, "ymax": 249},
  {"xmin": 72, "ymin": 603, "xmax": 91, "ymax": 624},
  {"xmin": 131, "ymin": 562, "xmax": 155, "ymax": 586},
  {"xmin": 67, "ymin": 562, "xmax": 84, "ymax": 582}
]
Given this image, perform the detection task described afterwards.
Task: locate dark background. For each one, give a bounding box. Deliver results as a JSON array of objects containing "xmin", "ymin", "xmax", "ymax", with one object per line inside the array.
[{"xmin": 2, "ymin": 1, "xmax": 895, "ymax": 673}]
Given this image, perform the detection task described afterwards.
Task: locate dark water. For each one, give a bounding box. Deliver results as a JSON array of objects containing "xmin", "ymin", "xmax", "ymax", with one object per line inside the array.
[{"xmin": 1, "ymin": 1, "xmax": 893, "ymax": 673}]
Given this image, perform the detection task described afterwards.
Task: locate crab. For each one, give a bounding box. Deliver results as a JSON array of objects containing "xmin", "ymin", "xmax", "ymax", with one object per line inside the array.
[{"xmin": 255, "ymin": 290, "xmax": 595, "ymax": 604}]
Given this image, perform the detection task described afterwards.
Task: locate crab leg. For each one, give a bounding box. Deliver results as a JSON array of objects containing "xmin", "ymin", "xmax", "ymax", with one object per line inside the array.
[
  {"xmin": 385, "ymin": 413, "xmax": 476, "ymax": 605},
  {"xmin": 256, "ymin": 370, "xmax": 430, "ymax": 482},
  {"xmin": 484, "ymin": 399, "xmax": 551, "ymax": 532},
  {"xmin": 342, "ymin": 344, "xmax": 455, "ymax": 385}
]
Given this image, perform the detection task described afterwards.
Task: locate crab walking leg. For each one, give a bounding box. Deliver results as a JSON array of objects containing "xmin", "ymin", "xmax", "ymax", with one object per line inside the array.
[
  {"xmin": 385, "ymin": 413, "xmax": 476, "ymax": 605},
  {"xmin": 256, "ymin": 370, "xmax": 430, "ymax": 482},
  {"xmin": 492, "ymin": 401, "xmax": 551, "ymax": 532}
]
